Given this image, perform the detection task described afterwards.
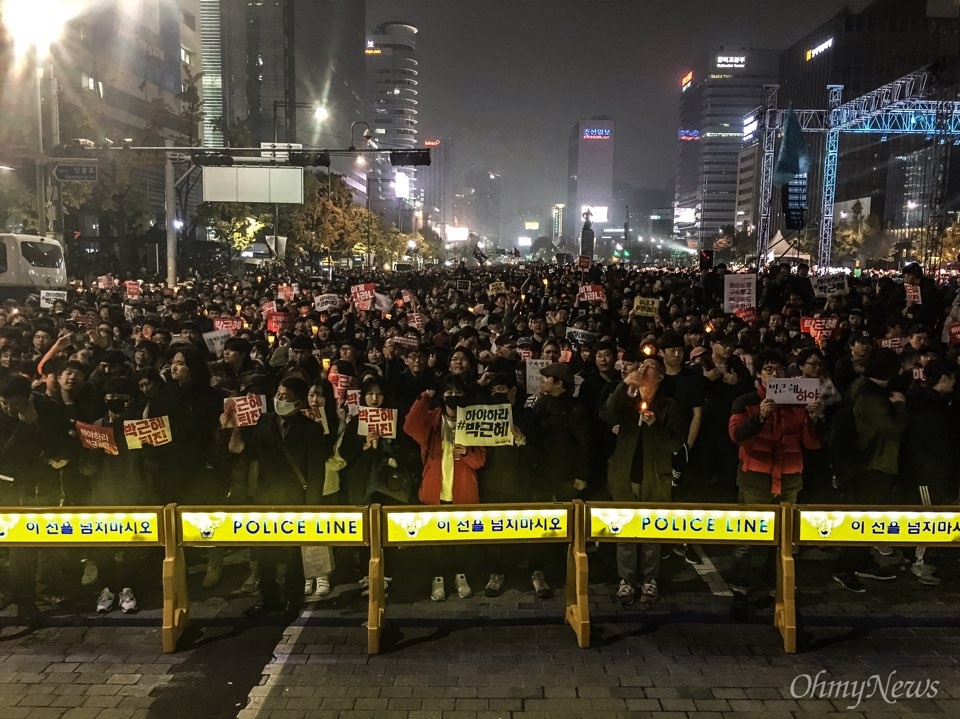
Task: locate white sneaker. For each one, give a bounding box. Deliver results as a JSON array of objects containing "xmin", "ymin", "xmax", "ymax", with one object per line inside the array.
[
  {"xmin": 82, "ymin": 561, "xmax": 99, "ymax": 587},
  {"xmin": 640, "ymin": 579, "xmax": 659, "ymax": 605},
  {"xmin": 303, "ymin": 578, "xmax": 315, "ymax": 596},
  {"xmin": 118, "ymin": 588, "xmax": 138, "ymax": 613},
  {"xmin": 616, "ymin": 579, "xmax": 635, "ymax": 606},
  {"xmin": 874, "ymin": 545, "xmax": 894, "ymax": 557},
  {"xmin": 455, "ymin": 573, "xmax": 472, "ymax": 599},
  {"xmin": 96, "ymin": 587, "xmax": 115, "ymax": 613},
  {"xmin": 431, "ymin": 576, "xmax": 446, "ymax": 602},
  {"xmin": 315, "ymin": 576, "xmax": 332, "ymax": 596}
]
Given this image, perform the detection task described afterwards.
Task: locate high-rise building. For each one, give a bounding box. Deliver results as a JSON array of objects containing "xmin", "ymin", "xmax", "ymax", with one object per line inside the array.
[
  {"xmin": 674, "ymin": 49, "xmax": 780, "ymax": 248},
  {"xmin": 565, "ymin": 118, "xmax": 615, "ymax": 243},
  {"xmin": 454, "ymin": 169, "xmax": 503, "ymax": 243},
  {"xmin": 217, "ymin": 1, "xmax": 366, "ymax": 191},
  {"xmin": 366, "ymin": 22, "xmax": 419, "ymax": 223},
  {"xmin": 551, "ymin": 204, "xmax": 566, "ymax": 241},
  {"xmin": 773, "ymin": 0, "xmax": 960, "ymax": 239},
  {"xmin": 419, "ymin": 137, "xmax": 454, "ymax": 227}
]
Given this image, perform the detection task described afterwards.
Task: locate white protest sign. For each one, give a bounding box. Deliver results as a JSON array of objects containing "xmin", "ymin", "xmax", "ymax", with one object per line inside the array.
[
  {"xmin": 565, "ymin": 327, "xmax": 598, "ymax": 346},
  {"xmin": 202, "ymin": 329, "xmax": 233, "ymax": 355},
  {"xmin": 767, "ymin": 378, "xmax": 821, "ymax": 405},
  {"xmin": 357, "ymin": 407, "xmax": 398, "ymax": 439},
  {"xmin": 633, "ymin": 296, "xmax": 660, "ymax": 318},
  {"xmin": 455, "ymin": 404, "xmax": 513, "ymax": 447},
  {"xmin": 811, "ymin": 273, "xmax": 847, "ymax": 298},
  {"xmin": 314, "ymin": 294, "xmax": 340, "ymax": 312},
  {"xmin": 723, "ymin": 274, "xmax": 756, "ymax": 313},
  {"xmin": 525, "ymin": 358, "xmax": 551, "ymax": 395},
  {"xmin": 39, "ymin": 290, "xmax": 67, "ymax": 308},
  {"xmin": 488, "ymin": 281, "xmax": 506, "ymax": 296}
]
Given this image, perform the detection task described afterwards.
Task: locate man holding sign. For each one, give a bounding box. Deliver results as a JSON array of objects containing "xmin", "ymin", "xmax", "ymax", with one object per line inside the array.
[{"xmin": 727, "ymin": 350, "xmax": 823, "ymax": 595}]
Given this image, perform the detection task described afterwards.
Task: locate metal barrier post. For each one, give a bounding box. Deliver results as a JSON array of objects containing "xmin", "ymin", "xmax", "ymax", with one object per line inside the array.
[
  {"xmin": 564, "ymin": 499, "xmax": 590, "ymax": 648},
  {"xmin": 774, "ymin": 502, "xmax": 797, "ymax": 653},
  {"xmin": 161, "ymin": 503, "xmax": 189, "ymax": 653},
  {"xmin": 367, "ymin": 503, "xmax": 384, "ymax": 654}
]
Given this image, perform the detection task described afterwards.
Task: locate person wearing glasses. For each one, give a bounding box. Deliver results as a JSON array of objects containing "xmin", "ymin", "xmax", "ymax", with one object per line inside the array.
[{"xmin": 727, "ymin": 350, "xmax": 824, "ymax": 596}]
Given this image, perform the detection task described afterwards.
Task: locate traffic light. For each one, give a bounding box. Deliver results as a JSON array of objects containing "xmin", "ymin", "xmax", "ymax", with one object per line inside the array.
[
  {"xmin": 390, "ymin": 150, "xmax": 431, "ymax": 166},
  {"xmin": 192, "ymin": 152, "xmax": 234, "ymax": 166},
  {"xmin": 289, "ymin": 151, "xmax": 331, "ymax": 167}
]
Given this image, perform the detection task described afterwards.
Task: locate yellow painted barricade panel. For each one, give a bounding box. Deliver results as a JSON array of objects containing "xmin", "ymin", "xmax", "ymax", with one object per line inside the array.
[
  {"xmin": 797, "ymin": 507, "xmax": 960, "ymax": 544},
  {"xmin": 382, "ymin": 505, "xmax": 569, "ymax": 545},
  {"xmin": 588, "ymin": 503, "xmax": 778, "ymax": 544},
  {"xmin": 178, "ymin": 508, "xmax": 367, "ymax": 545},
  {"xmin": 0, "ymin": 508, "xmax": 162, "ymax": 545}
]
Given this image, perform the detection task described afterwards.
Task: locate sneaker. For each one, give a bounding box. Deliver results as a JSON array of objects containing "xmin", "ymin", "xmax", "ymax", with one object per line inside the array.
[
  {"xmin": 640, "ymin": 579, "xmax": 658, "ymax": 605},
  {"xmin": 240, "ymin": 573, "xmax": 260, "ymax": 594},
  {"xmin": 855, "ymin": 568, "xmax": 897, "ymax": 581},
  {"xmin": 96, "ymin": 587, "xmax": 115, "ymax": 613},
  {"xmin": 201, "ymin": 565, "xmax": 222, "ymax": 589},
  {"xmin": 455, "ymin": 573, "xmax": 473, "ymax": 599},
  {"xmin": 484, "ymin": 573, "xmax": 505, "ymax": 597},
  {"xmin": 874, "ymin": 545, "xmax": 894, "ymax": 557},
  {"xmin": 832, "ymin": 572, "xmax": 866, "ymax": 593},
  {"xmin": 303, "ymin": 578, "xmax": 315, "ymax": 596},
  {"xmin": 315, "ymin": 576, "xmax": 332, "ymax": 596},
  {"xmin": 728, "ymin": 582, "xmax": 750, "ymax": 596},
  {"xmin": 911, "ymin": 563, "xmax": 941, "ymax": 586},
  {"xmin": 682, "ymin": 545, "xmax": 701, "ymax": 565},
  {"xmin": 616, "ymin": 579, "xmax": 635, "ymax": 606},
  {"xmin": 431, "ymin": 576, "xmax": 446, "ymax": 602},
  {"xmin": 118, "ymin": 588, "xmax": 137, "ymax": 614},
  {"xmin": 81, "ymin": 561, "xmax": 99, "ymax": 587},
  {"xmin": 531, "ymin": 570, "xmax": 553, "ymax": 599}
]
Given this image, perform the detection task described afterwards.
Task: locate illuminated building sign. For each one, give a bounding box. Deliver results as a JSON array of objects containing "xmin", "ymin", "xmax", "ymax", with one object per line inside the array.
[
  {"xmin": 680, "ymin": 70, "xmax": 693, "ymax": 91},
  {"xmin": 716, "ymin": 55, "xmax": 746, "ymax": 69},
  {"xmin": 181, "ymin": 511, "xmax": 365, "ymax": 544},
  {"xmin": 678, "ymin": 129, "xmax": 701, "ymax": 141},
  {"xmin": 674, "ymin": 206, "xmax": 697, "ymax": 226},
  {"xmin": 581, "ymin": 205, "xmax": 609, "ymax": 223},
  {"xmin": 364, "ymin": 47, "xmax": 382, "ymax": 55},
  {"xmin": 589, "ymin": 507, "xmax": 777, "ymax": 543},
  {"xmin": 582, "ymin": 127, "xmax": 612, "ymax": 140},
  {"xmin": 424, "ymin": 139, "xmax": 441, "ymax": 147},
  {"xmin": 743, "ymin": 115, "xmax": 760, "ymax": 141},
  {"xmin": 524, "ymin": 221, "xmax": 540, "ymax": 231},
  {"xmin": 384, "ymin": 508, "xmax": 568, "ymax": 543},
  {"xmin": 805, "ymin": 37, "xmax": 833, "ymax": 61},
  {"xmin": 518, "ymin": 236, "xmax": 532, "ymax": 247}
]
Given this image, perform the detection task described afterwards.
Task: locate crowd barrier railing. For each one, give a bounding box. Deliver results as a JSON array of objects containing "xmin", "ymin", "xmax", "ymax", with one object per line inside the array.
[
  {"xmin": 367, "ymin": 501, "xmax": 586, "ymax": 652},
  {"xmin": 779, "ymin": 503, "xmax": 960, "ymax": 654},
  {"xmin": 163, "ymin": 504, "xmax": 369, "ymax": 652}
]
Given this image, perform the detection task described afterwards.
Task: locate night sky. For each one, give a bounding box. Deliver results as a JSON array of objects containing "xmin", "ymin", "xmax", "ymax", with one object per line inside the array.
[{"xmin": 366, "ymin": 0, "xmax": 853, "ymax": 218}]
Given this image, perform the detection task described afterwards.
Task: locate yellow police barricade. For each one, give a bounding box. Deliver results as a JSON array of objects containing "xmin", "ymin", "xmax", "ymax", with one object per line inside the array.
[
  {"xmin": 367, "ymin": 501, "xmax": 586, "ymax": 653},
  {"xmin": 164, "ymin": 505, "xmax": 368, "ymax": 653},
  {"xmin": 586, "ymin": 501, "xmax": 783, "ymax": 642},
  {"xmin": 781, "ymin": 503, "xmax": 960, "ymax": 654}
]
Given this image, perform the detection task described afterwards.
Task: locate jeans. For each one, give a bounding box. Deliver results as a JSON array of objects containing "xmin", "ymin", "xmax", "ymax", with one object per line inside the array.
[{"xmin": 616, "ymin": 482, "xmax": 661, "ymax": 586}]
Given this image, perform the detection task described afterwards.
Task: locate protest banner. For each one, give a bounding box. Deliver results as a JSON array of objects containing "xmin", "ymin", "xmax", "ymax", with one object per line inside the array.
[
  {"xmin": 328, "ymin": 369, "xmax": 357, "ymax": 404},
  {"xmin": 409, "ymin": 312, "xmax": 425, "ymax": 332},
  {"xmin": 766, "ymin": 378, "xmax": 821, "ymax": 405},
  {"xmin": 213, "ymin": 317, "xmax": 244, "ymax": 335},
  {"xmin": 455, "ymin": 280, "xmax": 471, "ymax": 293},
  {"xmin": 800, "ymin": 316, "xmax": 840, "ymax": 342},
  {"xmin": 124, "ymin": 280, "xmax": 141, "ymax": 298},
  {"xmin": 314, "ymin": 294, "xmax": 340, "ymax": 312},
  {"xmin": 565, "ymin": 327, "xmax": 598, "ymax": 346},
  {"xmin": 392, "ymin": 335, "xmax": 420, "ymax": 351},
  {"xmin": 735, "ymin": 306, "xmax": 758, "ymax": 324},
  {"xmin": 879, "ymin": 336, "xmax": 906, "ymax": 353},
  {"xmin": 76, "ymin": 313, "xmax": 97, "ymax": 329},
  {"xmin": 488, "ymin": 281, "xmax": 507, "ymax": 296},
  {"xmin": 265, "ymin": 311, "xmax": 292, "ymax": 333},
  {"xmin": 357, "ymin": 407, "xmax": 398, "ymax": 439},
  {"xmin": 374, "ymin": 292, "xmax": 393, "ymax": 312},
  {"xmin": 351, "ymin": 282, "xmax": 376, "ymax": 311},
  {"xmin": 345, "ymin": 389, "xmax": 361, "ymax": 416},
  {"xmin": 632, "ymin": 296, "xmax": 660, "ymax": 318},
  {"xmin": 202, "ymin": 329, "xmax": 233, "ymax": 355},
  {"xmin": 223, "ymin": 395, "xmax": 267, "ymax": 428},
  {"xmin": 39, "ymin": 290, "xmax": 67, "ymax": 308},
  {"xmin": 525, "ymin": 358, "xmax": 551, "ymax": 395},
  {"xmin": 123, "ymin": 416, "xmax": 173, "ymax": 449},
  {"xmin": 578, "ymin": 284, "xmax": 605, "ymax": 302},
  {"xmin": 905, "ymin": 283, "xmax": 922, "ymax": 305},
  {"xmin": 279, "ymin": 284, "xmax": 295, "ymax": 302},
  {"xmin": 811, "ymin": 273, "xmax": 847, "ymax": 298},
  {"xmin": 723, "ymin": 274, "xmax": 756, "ymax": 313},
  {"xmin": 75, "ymin": 421, "xmax": 118, "ymax": 456},
  {"xmin": 455, "ymin": 404, "xmax": 513, "ymax": 446},
  {"xmin": 948, "ymin": 322, "xmax": 960, "ymax": 345},
  {"xmin": 913, "ymin": 367, "xmax": 926, "ymax": 381},
  {"xmin": 97, "ymin": 275, "xmax": 111, "ymax": 289},
  {"xmin": 261, "ymin": 300, "xmax": 277, "ymax": 314}
]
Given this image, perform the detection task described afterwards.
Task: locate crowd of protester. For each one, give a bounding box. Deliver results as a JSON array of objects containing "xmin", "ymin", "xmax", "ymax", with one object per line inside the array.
[{"xmin": 0, "ymin": 256, "xmax": 958, "ymax": 622}]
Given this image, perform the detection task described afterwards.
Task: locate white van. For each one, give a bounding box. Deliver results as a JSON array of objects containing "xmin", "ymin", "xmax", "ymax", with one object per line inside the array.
[{"xmin": 0, "ymin": 234, "xmax": 68, "ymax": 300}]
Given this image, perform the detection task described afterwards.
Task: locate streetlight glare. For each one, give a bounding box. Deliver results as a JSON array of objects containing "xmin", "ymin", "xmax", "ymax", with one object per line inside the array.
[
  {"xmin": 2, "ymin": 0, "xmax": 82, "ymax": 60},
  {"xmin": 314, "ymin": 106, "xmax": 329, "ymax": 122}
]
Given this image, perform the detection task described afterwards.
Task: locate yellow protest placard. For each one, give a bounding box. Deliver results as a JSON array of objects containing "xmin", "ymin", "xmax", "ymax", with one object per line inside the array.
[
  {"xmin": 633, "ymin": 297, "xmax": 660, "ymax": 318},
  {"xmin": 180, "ymin": 510, "xmax": 365, "ymax": 544},
  {"xmin": 0, "ymin": 511, "xmax": 160, "ymax": 544},
  {"xmin": 798, "ymin": 509, "xmax": 960, "ymax": 544},
  {"xmin": 384, "ymin": 507, "xmax": 568, "ymax": 544},
  {"xmin": 589, "ymin": 506, "xmax": 777, "ymax": 543},
  {"xmin": 455, "ymin": 404, "xmax": 513, "ymax": 446}
]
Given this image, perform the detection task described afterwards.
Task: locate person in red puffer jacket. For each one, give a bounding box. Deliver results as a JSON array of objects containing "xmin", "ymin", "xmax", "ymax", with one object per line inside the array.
[{"xmin": 726, "ymin": 349, "xmax": 824, "ymax": 594}]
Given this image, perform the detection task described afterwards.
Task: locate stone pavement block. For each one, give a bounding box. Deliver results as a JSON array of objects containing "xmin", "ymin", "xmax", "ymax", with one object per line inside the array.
[
  {"xmin": 659, "ymin": 698, "xmax": 696, "ymax": 711},
  {"xmin": 0, "ymin": 709, "xmax": 30, "ymax": 719},
  {"xmin": 13, "ymin": 698, "xmax": 54, "ymax": 709},
  {"xmin": 82, "ymin": 686, "xmax": 119, "ymax": 697},
  {"xmin": 58, "ymin": 710, "xmax": 101, "ymax": 719},
  {"xmin": 46, "ymin": 696, "xmax": 84, "ymax": 709},
  {"xmin": 104, "ymin": 674, "xmax": 140, "ymax": 685},
  {"xmin": 318, "ymin": 697, "xmax": 357, "ymax": 710},
  {"xmin": 406, "ymin": 712, "xmax": 444, "ymax": 719},
  {"xmin": 577, "ymin": 686, "xmax": 613, "ymax": 697},
  {"xmin": 116, "ymin": 697, "xmax": 152, "ymax": 709},
  {"xmin": 452, "ymin": 699, "xmax": 487, "ymax": 710},
  {"xmin": 478, "ymin": 686, "xmax": 542, "ymax": 699},
  {"xmin": 623, "ymin": 698, "xmax": 661, "ymax": 711},
  {"xmin": 692, "ymin": 698, "xmax": 730, "ymax": 711}
]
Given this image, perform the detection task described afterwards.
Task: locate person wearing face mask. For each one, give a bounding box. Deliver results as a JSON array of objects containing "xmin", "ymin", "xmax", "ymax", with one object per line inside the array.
[
  {"xmin": 223, "ymin": 377, "xmax": 331, "ymax": 617},
  {"xmin": 404, "ymin": 375, "xmax": 486, "ymax": 601}
]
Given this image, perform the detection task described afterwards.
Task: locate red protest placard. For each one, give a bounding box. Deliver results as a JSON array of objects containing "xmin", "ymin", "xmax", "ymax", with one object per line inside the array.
[
  {"xmin": 224, "ymin": 394, "xmax": 267, "ymax": 428},
  {"xmin": 122, "ymin": 416, "xmax": 173, "ymax": 449},
  {"xmin": 409, "ymin": 312, "xmax": 425, "ymax": 332},
  {"xmin": 124, "ymin": 280, "xmax": 141, "ymax": 298},
  {"xmin": 357, "ymin": 407, "xmax": 398, "ymax": 439},
  {"xmin": 75, "ymin": 421, "xmax": 119, "ymax": 456},
  {"xmin": 351, "ymin": 283, "xmax": 376, "ymax": 311},
  {"xmin": 578, "ymin": 256, "xmax": 591, "ymax": 270},
  {"xmin": 735, "ymin": 306, "xmax": 758, "ymax": 324},
  {"xmin": 329, "ymin": 370, "xmax": 357, "ymax": 404},
  {"xmin": 261, "ymin": 300, "xmax": 277, "ymax": 314},
  {"xmin": 578, "ymin": 284, "xmax": 605, "ymax": 302},
  {"xmin": 800, "ymin": 317, "xmax": 840, "ymax": 342},
  {"xmin": 905, "ymin": 283, "xmax": 922, "ymax": 305},
  {"xmin": 879, "ymin": 336, "xmax": 906, "ymax": 353},
  {"xmin": 947, "ymin": 322, "xmax": 960, "ymax": 345},
  {"xmin": 266, "ymin": 311, "xmax": 292, "ymax": 333},
  {"xmin": 213, "ymin": 317, "xmax": 244, "ymax": 335}
]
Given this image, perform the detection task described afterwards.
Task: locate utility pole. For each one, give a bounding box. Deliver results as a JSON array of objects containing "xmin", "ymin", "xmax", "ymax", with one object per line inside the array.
[
  {"xmin": 165, "ymin": 139, "xmax": 177, "ymax": 285},
  {"xmin": 34, "ymin": 57, "xmax": 47, "ymax": 237}
]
